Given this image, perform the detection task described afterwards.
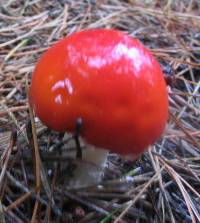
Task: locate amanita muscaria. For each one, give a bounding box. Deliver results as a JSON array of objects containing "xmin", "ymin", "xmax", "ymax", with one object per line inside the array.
[{"xmin": 29, "ymin": 29, "xmax": 168, "ymax": 186}]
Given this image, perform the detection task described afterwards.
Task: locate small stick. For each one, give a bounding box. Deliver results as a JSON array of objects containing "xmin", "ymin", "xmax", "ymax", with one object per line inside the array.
[
  {"xmin": 74, "ymin": 117, "xmax": 83, "ymax": 159},
  {"xmin": 27, "ymin": 103, "xmax": 41, "ymax": 223}
]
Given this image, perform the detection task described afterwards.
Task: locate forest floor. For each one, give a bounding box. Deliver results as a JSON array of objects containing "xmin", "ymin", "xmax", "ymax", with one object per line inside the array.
[{"xmin": 0, "ymin": 1, "xmax": 200, "ymax": 222}]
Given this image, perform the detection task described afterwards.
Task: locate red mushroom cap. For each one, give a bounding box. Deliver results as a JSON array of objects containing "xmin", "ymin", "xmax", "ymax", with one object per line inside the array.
[{"xmin": 29, "ymin": 29, "xmax": 168, "ymax": 155}]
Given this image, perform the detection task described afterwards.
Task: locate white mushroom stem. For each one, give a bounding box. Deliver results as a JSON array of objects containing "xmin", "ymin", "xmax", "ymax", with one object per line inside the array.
[
  {"xmin": 69, "ymin": 145, "xmax": 109, "ymax": 188},
  {"xmin": 65, "ymin": 136, "xmax": 109, "ymax": 188},
  {"xmin": 82, "ymin": 145, "xmax": 109, "ymax": 169}
]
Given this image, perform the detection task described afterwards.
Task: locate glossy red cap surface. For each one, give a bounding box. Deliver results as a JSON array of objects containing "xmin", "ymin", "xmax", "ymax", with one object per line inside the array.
[{"xmin": 29, "ymin": 29, "xmax": 168, "ymax": 155}]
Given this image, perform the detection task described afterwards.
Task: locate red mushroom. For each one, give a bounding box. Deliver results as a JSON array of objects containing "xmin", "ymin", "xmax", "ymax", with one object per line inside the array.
[
  {"xmin": 29, "ymin": 29, "xmax": 168, "ymax": 186},
  {"xmin": 29, "ymin": 29, "xmax": 168, "ymax": 156}
]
